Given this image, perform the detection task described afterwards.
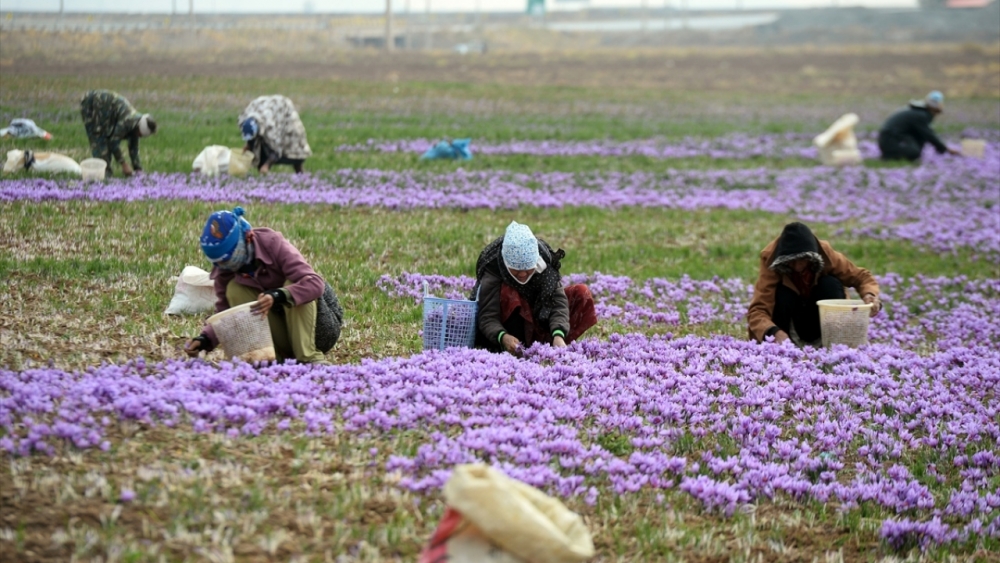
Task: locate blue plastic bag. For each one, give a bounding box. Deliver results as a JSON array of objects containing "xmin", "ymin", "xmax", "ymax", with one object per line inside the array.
[{"xmin": 420, "ymin": 138, "xmax": 473, "ymax": 161}]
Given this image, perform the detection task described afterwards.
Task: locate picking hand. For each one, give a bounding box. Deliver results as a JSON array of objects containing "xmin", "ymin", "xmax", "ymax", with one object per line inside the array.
[
  {"xmin": 552, "ymin": 335, "xmax": 567, "ymax": 348},
  {"xmin": 183, "ymin": 339, "xmax": 202, "ymax": 358},
  {"xmin": 250, "ymin": 293, "xmax": 275, "ymax": 317},
  {"xmin": 501, "ymin": 333, "xmax": 522, "ymax": 357},
  {"xmin": 773, "ymin": 330, "xmax": 790, "ymax": 344},
  {"xmin": 121, "ymin": 162, "xmax": 134, "ymax": 177},
  {"xmin": 863, "ymin": 293, "xmax": 882, "ymax": 317}
]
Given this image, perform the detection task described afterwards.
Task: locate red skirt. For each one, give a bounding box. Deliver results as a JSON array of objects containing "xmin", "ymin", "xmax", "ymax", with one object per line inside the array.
[{"xmin": 499, "ymin": 284, "xmax": 597, "ymax": 347}]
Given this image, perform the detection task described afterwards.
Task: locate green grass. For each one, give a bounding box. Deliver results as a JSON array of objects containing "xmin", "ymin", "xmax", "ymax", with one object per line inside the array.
[{"xmin": 1, "ymin": 68, "xmax": 998, "ymax": 563}]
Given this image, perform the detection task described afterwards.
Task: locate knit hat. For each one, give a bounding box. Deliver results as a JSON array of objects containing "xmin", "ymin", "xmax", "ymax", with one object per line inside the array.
[
  {"xmin": 501, "ymin": 221, "xmax": 540, "ymax": 271},
  {"xmin": 240, "ymin": 117, "xmax": 259, "ymax": 142},
  {"xmin": 200, "ymin": 206, "xmax": 252, "ymax": 262},
  {"xmin": 925, "ymin": 91, "xmax": 944, "ymax": 110}
]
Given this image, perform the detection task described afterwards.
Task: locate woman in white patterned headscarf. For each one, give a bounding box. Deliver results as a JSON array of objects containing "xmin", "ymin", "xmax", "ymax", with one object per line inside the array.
[
  {"xmin": 238, "ymin": 95, "xmax": 313, "ymax": 175},
  {"xmin": 471, "ymin": 221, "xmax": 597, "ymax": 356}
]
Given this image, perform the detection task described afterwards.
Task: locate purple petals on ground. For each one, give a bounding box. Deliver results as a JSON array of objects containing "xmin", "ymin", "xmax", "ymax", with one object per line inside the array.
[
  {"xmin": 2, "ymin": 143, "xmax": 997, "ymax": 258},
  {"xmin": 381, "ymin": 272, "xmax": 1000, "ymax": 352},
  {"xmin": 335, "ymin": 131, "xmax": 1000, "ymax": 161},
  {"xmin": 2, "ymin": 334, "xmax": 998, "ymax": 546}
]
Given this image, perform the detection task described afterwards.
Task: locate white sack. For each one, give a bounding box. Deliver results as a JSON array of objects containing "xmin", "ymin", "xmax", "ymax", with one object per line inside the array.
[
  {"xmin": 192, "ymin": 145, "xmax": 231, "ymax": 176},
  {"xmin": 165, "ymin": 266, "xmax": 217, "ymax": 315}
]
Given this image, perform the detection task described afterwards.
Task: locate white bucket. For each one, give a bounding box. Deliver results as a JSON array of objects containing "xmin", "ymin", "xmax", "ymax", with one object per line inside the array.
[
  {"xmin": 206, "ymin": 301, "xmax": 276, "ymax": 362},
  {"xmin": 961, "ymin": 139, "xmax": 985, "ymax": 159},
  {"xmin": 80, "ymin": 158, "xmax": 107, "ymax": 181},
  {"xmin": 817, "ymin": 299, "xmax": 873, "ymax": 348},
  {"xmin": 228, "ymin": 148, "xmax": 253, "ymax": 177}
]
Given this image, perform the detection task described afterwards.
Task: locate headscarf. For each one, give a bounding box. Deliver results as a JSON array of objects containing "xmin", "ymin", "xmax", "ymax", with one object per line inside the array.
[
  {"xmin": 925, "ymin": 91, "xmax": 944, "ymax": 111},
  {"xmin": 769, "ymin": 222, "xmax": 825, "ymax": 275},
  {"xmin": 241, "ymin": 118, "xmax": 259, "ymax": 142},
  {"xmin": 138, "ymin": 114, "xmax": 156, "ymax": 137},
  {"xmin": 501, "ymin": 221, "xmax": 542, "ymax": 283},
  {"xmin": 200, "ymin": 206, "xmax": 254, "ymax": 270},
  {"xmin": 474, "ymin": 232, "xmax": 565, "ymax": 323},
  {"xmin": 910, "ymin": 90, "xmax": 945, "ymax": 112}
]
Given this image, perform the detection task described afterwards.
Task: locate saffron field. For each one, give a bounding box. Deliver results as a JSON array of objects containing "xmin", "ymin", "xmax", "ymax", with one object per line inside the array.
[{"xmin": 1, "ymin": 54, "xmax": 999, "ymax": 562}]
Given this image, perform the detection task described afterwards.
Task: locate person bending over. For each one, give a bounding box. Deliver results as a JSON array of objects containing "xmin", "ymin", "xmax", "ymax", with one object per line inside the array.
[
  {"xmin": 472, "ymin": 221, "xmax": 597, "ymax": 356},
  {"xmin": 747, "ymin": 222, "xmax": 881, "ymax": 345},
  {"xmin": 878, "ymin": 90, "xmax": 960, "ymax": 162},
  {"xmin": 238, "ymin": 95, "xmax": 312, "ymax": 175},
  {"xmin": 185, "ymin": 206, "xmax": 342, "ymax": 364},
  {"xmin": 80, "ymin": 89, "xmax": 157, "ymax": 177}
]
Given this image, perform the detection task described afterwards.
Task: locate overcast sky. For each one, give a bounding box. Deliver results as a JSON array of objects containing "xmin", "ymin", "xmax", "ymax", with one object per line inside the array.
[{"xmin": 1, "ymin": 0, "xmax": 919, "ymax": 14}]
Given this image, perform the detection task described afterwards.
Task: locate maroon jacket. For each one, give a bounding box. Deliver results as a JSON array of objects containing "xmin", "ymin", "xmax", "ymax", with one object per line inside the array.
[{"xmin": 202, "ymin": 228, "xmax": 324, "ymax": 346}]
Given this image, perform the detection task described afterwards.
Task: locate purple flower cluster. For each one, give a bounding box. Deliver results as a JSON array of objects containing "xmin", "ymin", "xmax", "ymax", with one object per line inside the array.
[
  {"xmin": 4, "ymin": 148, "xmax": 996, "ymax": 258},
  {"xmin": 336, "ymin": 131, "xmax": 1000, "ymax": 161},
  {"xmin": 2, "ymin": 333, "xmax": 998, "ymax": 546},
  {"xmin": 381, "ymin": 272, "xmax": 1000, "ymax": 351}
]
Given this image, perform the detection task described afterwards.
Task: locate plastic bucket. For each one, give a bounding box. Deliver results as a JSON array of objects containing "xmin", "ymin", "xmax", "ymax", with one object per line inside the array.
[
  {"xmin": 961, "ymin": 139, "xmax": 985, "ymax": 158},
  {"xmin": 206, "ymin": 301, "xmax": 276, "ymax": 362},
  {"xmin": 817, "ymin": 299, "xmax": 872, "ymax": 348},
  {"xmin": 228, "ymin": 148, "xmax": 253, "ymax": 177},
  {"xmin": 422, "ymin": 282, "xmax": 478, "ymax": 351},
  {"xmin": 80, "ymin": 158, "xmax": 107, "ymax": 181}
]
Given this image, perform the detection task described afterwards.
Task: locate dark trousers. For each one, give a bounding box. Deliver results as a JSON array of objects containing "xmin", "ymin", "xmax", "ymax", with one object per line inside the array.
[
  {"xmin": 772, "ymin": 275, "xmax": 845, "ymax": 343},
  {"xmin": 879, "ymin": 135, "xmax": 922, "ymax": 162}
]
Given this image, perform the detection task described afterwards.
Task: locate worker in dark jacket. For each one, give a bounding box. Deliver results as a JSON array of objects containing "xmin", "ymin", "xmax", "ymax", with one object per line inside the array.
[
  {"xmin": 80, "ymin": 90, "xmax": 157, "ymax": 177},
  {"xmin": 877, "ymin": 91, "xmax": 961, "ymax": 162},
  {"xmin": 471, "ymin": 221, "xmax": 597, "ymax": 356}
]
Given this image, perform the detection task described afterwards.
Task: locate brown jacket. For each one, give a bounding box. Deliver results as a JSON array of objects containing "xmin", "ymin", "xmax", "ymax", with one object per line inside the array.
[{"xmin": 747, "ymin": 237, "xmax": 879, "ymax": 342}]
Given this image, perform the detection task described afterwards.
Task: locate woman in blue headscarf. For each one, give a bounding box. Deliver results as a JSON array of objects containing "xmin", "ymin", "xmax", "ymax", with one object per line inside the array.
[
  {"xmin": 238, "ymin": 95, "xmax": 312, "ymax": 175},
  {"xmin": 184, "ymin": 206, "xmax": 342, "ymax": 364}
]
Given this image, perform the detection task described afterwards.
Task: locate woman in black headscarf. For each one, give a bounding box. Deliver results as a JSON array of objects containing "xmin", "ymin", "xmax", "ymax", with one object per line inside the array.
[{"xmin": 747, "ymin": 222, "xmax": 881, "ymax": 345}]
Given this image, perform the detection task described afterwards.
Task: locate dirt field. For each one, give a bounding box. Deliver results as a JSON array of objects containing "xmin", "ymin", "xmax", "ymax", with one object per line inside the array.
[{"xmin": 2, "ymin": 32, "xmax": 998, "ymax": 99}]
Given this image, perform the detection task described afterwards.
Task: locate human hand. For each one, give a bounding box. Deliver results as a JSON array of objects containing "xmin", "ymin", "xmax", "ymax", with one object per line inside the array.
[
  {"xmin": 121, "ymin": 162, "xmax": 134, "ymax": 177},
  {"xmin": 552, "ymin": 335, "xmax": 567, "ymax": 348},
  {"xmin": 863, "ymin": 293, "xmax": 882, "ymax": 317},
  {"xmin": 773, "ymin": 330, "xmax": 790, "ymax": 344},
  {"xmin": 184, "ymin": 338, "xmax": 202, "ymax": 358},
  {"xmin": 948, "ymin": 147, "xmax": 962, "ymax": 156},
  {"xmin": 501, "ymin": 333, "xmax": 522, "ymax": 356},
  {"xmin": 259, "ymin": 162, "xmax": 271, "ymax": 175},
  {"xmin": 251, "ymin": 293, "xmax": 275, "ymax": 317}
]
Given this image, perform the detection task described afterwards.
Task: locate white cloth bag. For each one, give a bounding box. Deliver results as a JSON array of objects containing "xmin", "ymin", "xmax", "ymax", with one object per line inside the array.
[{"xmin": 164, "ymin": 266, "xmax": 216, "ymax": 315}]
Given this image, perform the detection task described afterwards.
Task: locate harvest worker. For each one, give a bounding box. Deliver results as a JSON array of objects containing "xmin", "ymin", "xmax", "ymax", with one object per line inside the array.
[
  {"xmin": 238, "ymin": 95, "xmax": 312, "ymax": 175},
  {"xmin": 877, "ymin": 91, "xmax": 961, "ymax": 162},
  {"xmin": 472, "ymin": 221, "xmax": 597, "ymax": 355},
  {"xmin": 747, "ymin": 222, "xmax": 881, "ymax": 345},
  {"xmin": 79, "ymin": 89, "xmax": 157, "ymax": 177},
  {"xmin": 184, "ymin": 206, "xmax": 343, "ymax": 364}
]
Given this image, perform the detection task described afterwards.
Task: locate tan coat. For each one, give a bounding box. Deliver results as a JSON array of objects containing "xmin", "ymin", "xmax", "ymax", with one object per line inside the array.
[{"xmin": 747, "ymin": 237, "xmax": 879, "ymax": 342}]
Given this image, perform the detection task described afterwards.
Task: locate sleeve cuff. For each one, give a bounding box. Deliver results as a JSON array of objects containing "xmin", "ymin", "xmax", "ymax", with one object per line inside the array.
[{"xmin": 764, "ymin": 326, "xmax": 780, "ymax": 338}]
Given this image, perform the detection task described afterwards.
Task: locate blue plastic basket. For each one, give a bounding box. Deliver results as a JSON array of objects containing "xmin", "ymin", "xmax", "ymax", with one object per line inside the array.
[{"xmin": 422, "ymin": 282, "xmax": 479, "ymax": 351}]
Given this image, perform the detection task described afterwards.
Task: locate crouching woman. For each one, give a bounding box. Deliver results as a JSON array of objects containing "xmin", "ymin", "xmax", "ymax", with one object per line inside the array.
[
  {"xmin": 747, "ymin": 222, "xmax": 881, "ymax": 345},
  {"xmin": 185, "ymin": 207, "xmax": 342, "ymax": 364},
  {"xmin": 472, "ymin": 221, "xmax": 597, "ymax": 355}
]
